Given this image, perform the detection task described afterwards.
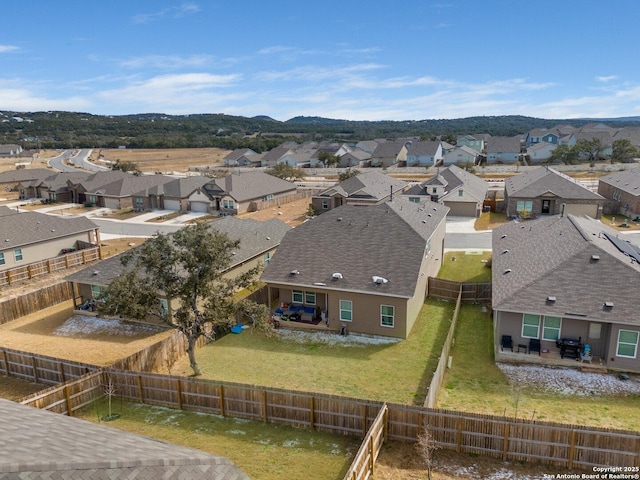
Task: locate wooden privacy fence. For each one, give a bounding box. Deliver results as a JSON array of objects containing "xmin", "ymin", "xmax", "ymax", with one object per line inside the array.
[
  {"xmin": 0, "ymin": 347, "xmax": 99, "ymax": 385},
  {"xmin": 0, "ymin": 282, "xmax": 74, "ymax": 324},
  {"xmin": 247, "ymin": 189, "xmax": 319, "ymax": 212},
  {"xmin": 0, "ymin": 246, "xmax": 100, "ymax": 287},
  {"xmin": 343, "ymin": 404, "xmax": 388, "ymax": 480},
  {"xmin": 12, "ymin": 363, "xmax": 640, "ymax": 470},
  {"xmin": 428, "ymin": 277, "xmax": 491, "ymax": 303},
  {"xmin": 424, "ymin": 286, "xmax": 462, "ymax": 408}
]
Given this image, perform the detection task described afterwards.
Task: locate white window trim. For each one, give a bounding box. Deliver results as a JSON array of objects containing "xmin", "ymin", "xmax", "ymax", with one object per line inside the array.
[
  {"xmin": 542, "ymin": 315, "xmax": 562, "ymax": 341},
  {"xmin": 339, "ymin": 300, "xmax": 353, "ymax": 322},
  {"xmin": 304, "ymin": 291, "xmax": 316, "ymax": 305},
  {"xmin": 14, "ymin": 248, "xmax": 23, "ymax": 262},
  {"xmin": 380, "ymin": 305, "xmax": 394, "ymax": 328},
  {"xmin": 522, "ymin": 313, "xmax": 540, "ymax": 339},
  {"xmin": 292, "ymin": 290, "xmax": 303, "ymax": 304},
  {"xmin": 0, "ymin": 252, "xmax": 4, "ymax": 266},
  {"xmin": 616, "ymin": 329, "xmax": 639, "ymax": 358}
]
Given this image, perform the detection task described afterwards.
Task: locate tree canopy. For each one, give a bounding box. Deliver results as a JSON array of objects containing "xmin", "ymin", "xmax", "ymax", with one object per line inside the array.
[
  {"xmin": 611, "ymin": 138, "xmax": 639, "ymax": 163},
  {"xmin": 97, "ymin": 223, "xmax": 270, "ymax": 375},
  {"xmin": 266, "ymin": 163, "xmax": 306, "ymax": 181}
]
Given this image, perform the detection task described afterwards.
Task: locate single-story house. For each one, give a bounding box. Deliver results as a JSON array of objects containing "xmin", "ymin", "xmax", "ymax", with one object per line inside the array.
[
  {"xmin": 403, "ymin": 165, "xmax": 488, "ymax": 217},
  {"xmin": 202, "ymin": 171, "xmax": 299, "ymax": 215},
  {"xmin": 338, "ymin": 149, "xmax": 371, "ymax": 168},
  {"xmin": 0, "ymin": 168, "xmax": 53, "ymax": 196},
  {"xmin": 442, "ymin": 145, "xmax": 480, "ymax": 167},
  {"xmin": 493, "ymin": 214, "xmax": 640, "ymax": 373},
  {"xmin": 504, "ymin": 166, "xmax": 604, "ymax": 219},
  {"xmin": 222, "ymin": 148, "xmax": 258, "ymax": 166},
  {"xmin": 0, "ymin": 206, "xmax": 100, "ymax": 272},
  {"xmin": 406, "ymin": 141, "xmax": 443, "ymax": 167},
  {"xmin": 0, "ymin": 144, "xmax": 23, "ymax": 156},
  {"xmin": 66, "ymin": 217, "xmax": 291, "ymax": 319},
  {"xmin": 597, "ymin": 167, "xmax": 640, "ymax": 217},
  {"xmin": 526, "ymin": 142, "xmax": 557, "ymax": 163},
  {"xmin": 0, "ymin": 398, "xmax": 247, "ymax": 480},
  {"xmin": 486, "ymin": 136, "xmax": 523, "ymax": 164},
  {"xmin": 132, "ymin": 176, "xmax": 211, "ymax": 212},
  {"xmin": 370, "ymin": 141, "xmax": 408, "ymax": 167},
  {"xmin": 261, "ymin": 198, "xmax": 449, "ymax": 339},
  {"xmin": 311, "ymin": 170, "xmax": 408, "ymax": 212},
  {"xmin": 21, "ymin": 171, "xmax": 88, "ymax": 202}
]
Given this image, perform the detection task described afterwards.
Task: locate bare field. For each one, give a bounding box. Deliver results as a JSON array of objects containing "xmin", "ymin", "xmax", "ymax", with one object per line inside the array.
[{"xmin": 90, "ymin": 148, "xmax": 230, "ymax": 173}]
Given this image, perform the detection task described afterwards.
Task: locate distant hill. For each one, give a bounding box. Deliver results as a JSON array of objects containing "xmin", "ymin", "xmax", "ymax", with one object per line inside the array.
[{"xmin": 2, "ymin": 110, "xmax": 640, "ymax": 151}]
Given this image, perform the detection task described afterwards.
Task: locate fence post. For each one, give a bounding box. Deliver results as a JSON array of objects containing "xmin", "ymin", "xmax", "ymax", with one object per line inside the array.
[
  {"xmin": 568, "ymin": 430, "xmax": 577, "ymax": 469},
  {"xmin": 176, "ymin": 379, "xmax": 182, "ymax": 409},
  {"xmin": 31, "ymin": 355, "xmax": 39, "ymax": 384},
  {"xmin": 309, "ymin": 396, "xmax": 315, "ymax": 430},
  {"xmin": 362, "ymin": 404, "xmax": 368, "ymax": 437},
  {"xmin": 262, "ymin": 390, "xmax": 268, "ymax": 423},
  {"xmin": 219, "ymin": 385, "xmax": 225, "ymax": 416},
  {"xmin": 137, "ymin": 375, "xmax": 144, "ymax": 403},
  {"xmin": 64, "ymin": 385, "xmax": 73, "ymax": 416},
  {"xmin": 2, "ymin": 350, "xmax": 10, "ymax": 376},
  {"xmin": 368, "ymin": 435, "xmax": 374, "ymax": 474},
  {"xmin": 502, "ymin": 422, "xmax": 510, "ymax": 460},
  {"xmin": 58, "ymin": 362, "xmax": 66, "ymax": 383},
  {"xmin": 457, "ymin": 416, "xmax": 463, "ymax": 452}
]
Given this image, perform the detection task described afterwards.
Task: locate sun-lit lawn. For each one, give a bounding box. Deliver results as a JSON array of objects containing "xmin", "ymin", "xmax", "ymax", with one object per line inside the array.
[
  {"xmin": 438, "ymin": 251, "xmax": 492, "ymax": 283},
  {"xmin": 437, "ymin": 305, "xmax": 640, "ymax": 431},
  {"xmin": 164, "ymin": 299, "xmax": 455, "ymax": 405},
  {"xmin": 474, "ymin": 211, "xmax": 508, "ymax": 230},
  {"xmin": 75, "ymin": 398, "xmax": 359, "ymax": 480}
]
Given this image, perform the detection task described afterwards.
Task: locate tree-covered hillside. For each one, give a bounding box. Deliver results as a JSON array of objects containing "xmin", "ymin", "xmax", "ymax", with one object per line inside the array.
[{"xmin": 2, "ymin": 110, "xmax": 640, "ymax": 150}]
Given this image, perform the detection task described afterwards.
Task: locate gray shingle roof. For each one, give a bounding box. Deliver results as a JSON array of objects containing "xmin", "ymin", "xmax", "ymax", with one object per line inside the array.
[
  {"xmin": 486, "ymin": 136, "xmax": 521, "ymax": 153},
  {"xmin": 505, "ymin": 166, "xmax": 604, "ymax": 200},
  {"xmin": 205, "ymin": 171, "xmax": 297, "ymax": 203},
  {"xmin": 261, "ymin": 198, "xmax": 448, "ymax": 298},
  {"xmin": 0, "ymin": 206, "xmax": 98, "ymax": 250},
  {"xmin": 136, "ymin": 176, "xmax": 210, "ymax": 198},
  {"xmin": 0, "ymin": 398, "xmax": 247, "ymax": 479},
  {"xmin": 404, "ymin": 165, "xmax": 487, "ymax": 203},
  {"xmin": 0, "ymin": 168, "xmax": 53, "ymax": 184},
  {"xmin": 317, "ymin": 171, "xmax": 407, "ymax": 201},
  {"xmin": 407, "ymin": 140, "xmax": 440, "ymax": 156},
  {"xmin": 66, "ymin": 217, "xmax": 290, "ymax": 286},
  {"xmin": 224, "ymin": 148, "xmax": 257, "ymax": 161},
  {"xmin": 492, "ymin": 215, "xmax": 640, "ymax": 324},
  {"xmin": 93, "ymin": 174, "xmax": 174, "ymax": 197},
  {"xmin": 69, "ymin": 170, "xmax": 132, "ymax": 192},
  {"xmin": 599, "ymin": 167, "xmax": 640, "ymax": 196}
]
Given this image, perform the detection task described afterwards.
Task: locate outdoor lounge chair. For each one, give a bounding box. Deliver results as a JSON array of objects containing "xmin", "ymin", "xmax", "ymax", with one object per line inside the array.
[
  {"xmin": 529, "ymin": 338, "xmax": 541, "ymax": 355},
  {"xmin": 501, "ymin": 335, "xmax": 513, "ymax": 352}
]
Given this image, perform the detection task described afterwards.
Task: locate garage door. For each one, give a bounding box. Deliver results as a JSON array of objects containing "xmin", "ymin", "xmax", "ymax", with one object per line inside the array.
[
  {"xmin": 164, "ymin": 199, "xmax": 181, "ymax": 211},
  {"xmin": 445, "ymin": 202, "xmax": 478, "ymax": 217},
  {"xmin": 190, "ymin": 201, "xmax": 210, "ymax": 213},
  {"xmin": 104, "ymin": 198, "xmax": 121, "ymax": 210}
]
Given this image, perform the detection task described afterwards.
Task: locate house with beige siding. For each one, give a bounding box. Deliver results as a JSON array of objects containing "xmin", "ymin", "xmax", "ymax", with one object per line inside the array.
[
  {"xmin": 504, "ymin": 166, "xmax": 604, "ymax": 219},
  {"xmin": 132, "ymin": 176, "xmax": 211, "ymax": 212},
  {"xmin": 311, "ymin": 171, "xmax": 408, "ymax": 213},
  {"xmin": 597, "ymin": 167, "xmax": 640, "ymax": 217},
  {"xmin": 493, "ymin": 214, "xmax": 640, "ymax": 373},
  {"xmin": 261, "ymin": 198, "xmax": 448, "ymax": 339},
  {"xmin": 66, "ymin": 217, "xmax": 290, "ymax": 320},
  {"xmin": 0, "ymin": 206, "xmax": 100, "ymax": 272}
]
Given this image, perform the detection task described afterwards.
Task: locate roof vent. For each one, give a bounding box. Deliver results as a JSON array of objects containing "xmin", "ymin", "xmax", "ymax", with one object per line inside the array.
[
  {"xmin": 332, "ymin": 272, "xmax": 343, "ymax": 280},
  {"xmin": 266, "ymin": 236, "xmax": 271, "ymax": 240},
  {"xmin": 502, "ymin": 249, "xmax": 509, "ymax": 254},
  {"xmin": 591, "ymin": 254, "xmax": 600, "ymax": 261},
  {"xmin": 290, "ymin": 269, "xmax": 300, "ymax": 275},
  {"xmin": 503, "ymin": 269, "xmax": 512, "ymax": 274},
  {"xmin": 313, "ymin": 282, "xmax": 326, "ymax": 286},
  {"xmin": 372, "ymin": 275, "xmax": 388, "ymax": 285},
  {"xmin": 501, "ymin": 234, "xmax": 507, "ymax": 239},
  {"xmin": 92, "ymin": 271, "xmax": 99, "ymax": 276},
  {"xmin": 337, "ymin": 216, "xmax": 343, "ymax": 222},
  {"xmin": 603, "ymin": 301, "xmax": 614, "ymax": 309},
  {"xmin": 547, "ymin": 296, "xmax": 556, "ymax": 303}
]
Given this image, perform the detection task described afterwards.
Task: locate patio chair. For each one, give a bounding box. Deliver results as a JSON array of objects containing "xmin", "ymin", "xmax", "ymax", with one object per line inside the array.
[
  {"xmin": 529, "ymin": 338, "xmax": 541, "ymax": 356},
  {"xmin": 501, "ymin": 335, "xmax": 513, "ymax": 352}
]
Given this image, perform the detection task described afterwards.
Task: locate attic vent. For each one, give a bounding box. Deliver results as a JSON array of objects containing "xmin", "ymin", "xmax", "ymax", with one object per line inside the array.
[
  {"xmin": 266, "ymin": 236, "xmax": 271, "ymax": 240},
  {"xmin": 290, "ymin": 269, "xmax": 300, "ymax": 275},
  {"xmin": 591, "ymin": 254, "xmax": 600, "ymax": 261},
  {"xmin": 547, "ymin": 296, "xmax": 556, "ymax": 303},
  {"xmin": 503, "ymin": 269, "xmax": 512, "ymax": 274},
  {"xmin": 372, "ymin": 275, "xmax": 389, "ymax": 285},
  {"xmin": 332, "ymin": 272, "xmax": 343, "ymax": 280},
  {"xmin": 502, "ymin": 249, "xmax": 509, "ymax": 254},
  {"xmin": 501, "ymin": 234, "xmax": 507, "ymax": 239},
  {"xmin": 603, "ymin": 301, "xmax": 614, "ymax": 309},
  {"xmin": 427, "ymin": 213, "xmax": 432, "ymax": 217},
  {"xmin": 231, "ymin": 251, "xmax": 236, "ymax": 255},
  {"xmin": 421, "ymin": 220, "xmax": 427, "ymax": 223},
  {"xmin": 92, "ymin": 271, "xmax": 99, "ymax": 276},
  {"xmin": 337, "ymin": 216, "xmax": 343, "ymax": 222}
]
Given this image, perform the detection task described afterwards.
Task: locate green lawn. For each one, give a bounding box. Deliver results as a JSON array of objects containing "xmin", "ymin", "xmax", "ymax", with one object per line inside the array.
[
  {"xmin": 437, "ymin": 304, "xmax": 640, "ymax": 431},
  {"xmin": 438, "ymin": 251, "xmax": 492, "ymax": 283},
  {"xmin": 165, "ymin": 298, "xmax": 455, "ymax": 405},
  {"xmin": 75, "ymin": 398, "xmax": 359, "ymax": 480}
]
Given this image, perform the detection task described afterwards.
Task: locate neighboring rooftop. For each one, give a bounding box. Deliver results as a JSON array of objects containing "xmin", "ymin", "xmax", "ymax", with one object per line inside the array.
[
  {"xmin": 505, "ymin": 166, "xmax": 604, "ymax": 200},
  {"xmin": 316, "ymin": 170, "xmax": 407, "ymax": 201}
]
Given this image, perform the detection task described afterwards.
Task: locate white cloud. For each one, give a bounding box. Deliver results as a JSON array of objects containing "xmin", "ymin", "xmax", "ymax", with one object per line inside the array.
[
  {"xmin": 596, "ymin": 75, "xmax": 618, "ymax": 83},
  {"xmin": 0, "ymin": 85, "xmax": 91, "ymax": 112},
  {"xmin": 0, "ymin": 45, "xmax": 19, "ymax": 53},
  {"xmin": 131, "ymin": 3, "xmax": 200, "ymax": 24},
  {"xmin": 119, "ymin": 54, "xmax": 215, "ymax": 69}
]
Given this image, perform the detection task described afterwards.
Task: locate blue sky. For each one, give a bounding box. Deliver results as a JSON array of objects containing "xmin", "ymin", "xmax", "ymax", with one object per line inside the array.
[{"xmin": 2, "ymin": 1, "xmax": 640, "ymax": 121}]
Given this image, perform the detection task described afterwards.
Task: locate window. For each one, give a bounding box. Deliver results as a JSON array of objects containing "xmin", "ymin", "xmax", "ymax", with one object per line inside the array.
[
  {"xmin": 522, "ymin": 313, "xmax": 540, "ymax": 338},
  {"xmin": 292, "ymin": 290, "xmax": 303, "ymax": 304},
  {"xmin": 50, "ymin": 192, "xmax": 57, "ymax": 201},
  {"xmin": 339, "ymin": 300, "xmax": 352, "ymax": 322},
  {"xmin": 305, "ymin": 291, "xmax": 316, "ymax": 305},
  {"xmin": 266, "ymin": 194, "xmax": 274, "ymax": 201},
  {"xmin": 425, "ymin": 239, "xmax": 432, "ymax": 257},
  {"xmin": 542, "ymin": 316, "xmax": 561, "ymax": 341},
  {"xmin": 322, "ymin": 199, "xmax": 329, "ymax": 209},
  {"xmin": 91, "ymin": 284, "xmax": 103, "ymax": 299},
  {"xmin": 617, "ymin": 330, "xmax": 639, "ymax": 358},
  {"xmin": 14, "ymin": 248, "xmax": 23, "ymax": 262},
  {"xmin": 88, "ymin": 195, "xmax": 97, "ymax": 204},
  {"xmin": 0, "ymin": 252, "xmax": 4, "ymax": 265},
  {"xmin": 409, "ymin": 197, "xmax": 420, "ymax": 203},
  {"xmin": 516, "ymin": 201, "xmax": 533, "ymax": 213},
  {"xmin": 135, "ymin": 197, "xmax": 144, "ymax": 207},
  {"xmin": 160, "ymin": 298, "xmax": 169, "ymax": 317},
  {"xmin": 458, "ymin": 189, "xmax": 464, "ymax": 197},
  {"xmin": 381, "ymin": 305, "xmax": 394, "ymax": 327},
  {"xmin": 432, "ymin": 187, "xmax": 437, "ymax": 194},
  {"xmin": 264, "ymin": 251, "xmax": 270, "ymax": 265}
]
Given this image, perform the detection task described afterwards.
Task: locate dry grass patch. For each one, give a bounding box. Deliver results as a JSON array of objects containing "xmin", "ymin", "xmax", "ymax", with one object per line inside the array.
[
  {"xmin": 0, "ymin": 375, "xmax": 47, "ymax": 401},
  {"xmin": 474, "ymin": 211, "xmax": 508, "ymax": 230},
  {"xmin": 91, "ymin": 148, "xmax": 229, "ymax": 173}
]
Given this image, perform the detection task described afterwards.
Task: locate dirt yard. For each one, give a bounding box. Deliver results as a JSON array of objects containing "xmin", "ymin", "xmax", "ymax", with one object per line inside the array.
[
  {"xmin": 241, "ymin": 201, "xmax": 311, "ymax": 227},
  {"xmin": 0, "ymin": 301, "xmax": 173, "ymax": 366},
  {"xmin": 89, "ymin": 148, "xmax": 230, "ymax": 173}
]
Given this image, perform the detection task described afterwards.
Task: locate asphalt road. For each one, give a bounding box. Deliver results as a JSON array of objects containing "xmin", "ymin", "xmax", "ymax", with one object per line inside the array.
[
  {"xmin": 46, "ymin": 149, "xmax": 109, "ymax": 172},
  {"xmin": 93, "ymin": 218, "xmax": 183, "ymax": 238},
  {"xmin": 444, "ymin": 231, "xmax": 492, "ymax": 250},
  {"xmin": 46, "ymin": 150, "xmax": 77, "ymax": 172}
]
